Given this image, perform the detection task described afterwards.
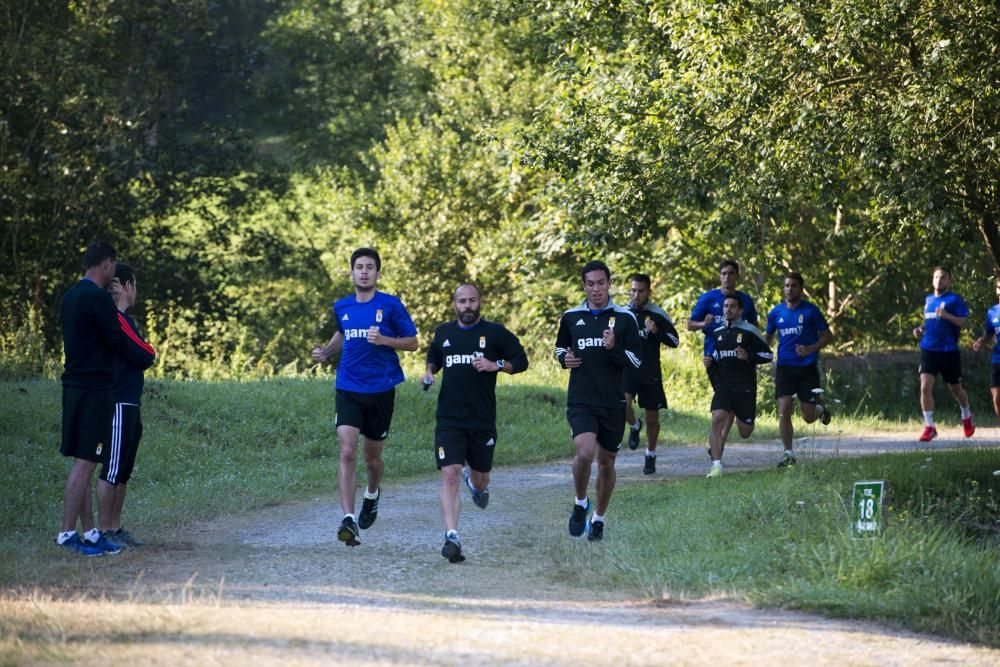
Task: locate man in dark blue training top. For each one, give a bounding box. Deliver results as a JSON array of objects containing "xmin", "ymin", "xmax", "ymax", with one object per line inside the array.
[
  {"xmin": 57, "ymin": 242, "xmax": 156, "ymax": 556},
  {"xmin": 423, "ymin": 283, "xmax": 528, "ymax": 563},
  {"xmin": 972, "ymin": 274, "xmax": 1000, "ymax": 421},
  {"xmin": 765, "ymin": 272, "xmax": 833, "ymax": 467},
  {"xmin": 555, "ymin": 260, "xmax": 642, "ymax": 542},
  {"xmin": 911, "ymin": 266, "xmax": 973, "ymax": 442},
  {"xmin": 623, "ymin": 273, "xmax": 679, "ymax": 475},
  {"xmin": 688, "ymin": 260, "xmax": 758, "ymax": 452},
  {"xmin": 97, "ymin": 262, "xmax": 157, "ymax": 547},
  {"xmin": 703, "ymin": 295, "xmax": 772, "ymax": 478},
  {"xmin": 312, "ymin": 248, "xmax": 418, "ymax": 547}
]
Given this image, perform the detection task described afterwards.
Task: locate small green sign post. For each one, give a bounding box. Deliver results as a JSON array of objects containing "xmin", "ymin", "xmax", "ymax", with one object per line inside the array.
[{"xmin": 851, "ymin": 480, "xmax": 886, "ymax": 538}]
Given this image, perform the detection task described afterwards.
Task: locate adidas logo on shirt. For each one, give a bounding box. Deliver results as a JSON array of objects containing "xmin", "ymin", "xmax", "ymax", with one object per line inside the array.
[
  {"xmin": 575, "ymin": 319, "xmax": 586, "ymax": 326},
  {"xmin": 342, "ymin": 314, "xmax": 349, "ymax": 321},
  {"xmin": 442, "ymin": 339, "xmax": 451, "ymax": 348},
  {"xmin": 778, "ymin": 317, "xmax": 784, "ymax": 323}
]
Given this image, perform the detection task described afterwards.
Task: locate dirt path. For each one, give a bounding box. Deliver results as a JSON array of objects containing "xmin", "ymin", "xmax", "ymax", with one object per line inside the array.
[{"xmin": 6, "ymin": 428, "xmax": 1000, "ymax": 665}]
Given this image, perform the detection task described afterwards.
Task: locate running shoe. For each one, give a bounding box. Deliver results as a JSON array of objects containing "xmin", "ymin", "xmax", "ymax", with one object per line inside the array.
[
  {"xmin": 587, "ymin": 520, "xmax": 605, "ymax": 542},
  {"xmin": 962, "ymin": 416, "xmax": 975, "ymax": 438},
  {"xmin": 777, "ymin": 452, "xmax": 797, "ymax": 468},
  {"xmin": 441, "ymin": 531, "xmax": 465, "ymax": 563},
  {"xmin": 337, "ymin": 515, "xmax": 361, "ymax": 546},
  {"xmin": 706, "ymin": 464, "xmax": 723, "ymax": 478},
  {"xmin": 918, "ymin": 425, "xmax": 938, "ymax": 442},
  {"xmin": 643, "ymin": 454, "xmax": 656, "ymax": 475},
  {"xmin": 820, "ymin": 403, "xmax": 832, "ymax": 426},
  {"xmin": 627, "ymin": 421, "xmax": 642, "ymax": 450},
  {"xmin": 56, "ymin": 533, "xmax": 105, "ymax": 557},
  {"xmin": 86, "ymin": 533, "xmax": 123, "ymax": 554},
  {"xmin": 110, "ymin": 529, "xmax": 144, "ymax": 547},
  {"xmin": 463, "ymin": 468, "xmax": 489, "ymax": 509},
  {"xmin": 568, "ymin": 499, "xmax": 592, "ymax": 537},
  {"xmin": 358, "ymin": 488, "xmax": 380, "ymax": 529}
]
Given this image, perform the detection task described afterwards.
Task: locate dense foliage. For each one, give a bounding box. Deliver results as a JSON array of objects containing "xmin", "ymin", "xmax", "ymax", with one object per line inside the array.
[{"xmin": 3, "ymin": 0, "xmax": 998, "ymax": 377}]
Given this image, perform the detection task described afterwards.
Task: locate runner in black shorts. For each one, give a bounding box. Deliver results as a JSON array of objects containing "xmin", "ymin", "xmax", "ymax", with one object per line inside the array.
[
  {"xmin": 311, "ymin": 248, "xmax": 419, "ymax": 547},
  {"xmin": 96, "ymin": 263, "xmax": 157, "ymax": 547},
  {"xmin": 555, "ymin": 260, "xmax": 642, "ymax": 541},
  {"xmin": 764, "ymin": 272, "xmax": 833, "ymax": 467},
  {"xmin": 972, "ymin": 275, "xmax": 1000, "ymax": 421},
  {"xmin": 57, "ymin": 242, "xmax": 156, "ymax": 557},
  {"xmin": 623, "ymin": 273, "xmax": 679, "ymax": 474},
  {"xmin": 912, "ymin": 266, "xmax": 973, "ymax": 441},
  {"xmin": 703, "ymin": 295, "xmax": 772, "ymax": 478},
  {"xmin": 424, "ymin": 283, "xmax": 527, "ymax": 562}
]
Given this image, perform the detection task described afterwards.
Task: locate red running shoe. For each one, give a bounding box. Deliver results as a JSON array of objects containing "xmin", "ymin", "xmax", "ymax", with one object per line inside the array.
[
  {"xmin": 918, "ymin": 425, "xmax": 938, "ymax": 442},
  {"xmin": 962, "ymin": 416, "xmax": 975, "ymax": 438}
]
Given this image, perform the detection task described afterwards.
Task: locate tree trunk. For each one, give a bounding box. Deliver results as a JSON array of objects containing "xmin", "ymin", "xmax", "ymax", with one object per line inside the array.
[
  {"xmin": 977, "ymin": 211, "xmax": 1000, "ymax": 272},
  {"xmin": 827, "ymin": 205, "xmax": 841, "ymax": 319}
]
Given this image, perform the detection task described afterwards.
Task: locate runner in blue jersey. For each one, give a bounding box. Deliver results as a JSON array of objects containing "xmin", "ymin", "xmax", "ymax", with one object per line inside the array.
[
  {"xmin": 311, "ymin": 248, "xmax": 418, "ymax": 546},
  {"xmin": 911, "ymin": 266, "xmax": 973, "ymax": 441},
  {"xmin": 972, "ymin": 275, "xmax": 1000, "ymax": 421},
  {"xmin": 688, "ymin": 259, "xmax": 757, "ymax": 454},
  {"xmin": 764, "ymin": 272, "xmax": 834, "ymax": 467}
]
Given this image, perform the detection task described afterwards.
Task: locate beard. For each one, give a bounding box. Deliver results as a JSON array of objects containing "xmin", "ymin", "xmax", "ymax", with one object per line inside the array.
[{"xmin": 458, "ymin": 308, "xmax": 480, "ymax": 324}]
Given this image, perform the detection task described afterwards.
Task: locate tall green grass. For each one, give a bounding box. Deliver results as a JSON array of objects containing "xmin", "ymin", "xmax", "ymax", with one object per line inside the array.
[{"xmin": 548, "ymin": 449, "xmax": 1000, "ymax": 646}]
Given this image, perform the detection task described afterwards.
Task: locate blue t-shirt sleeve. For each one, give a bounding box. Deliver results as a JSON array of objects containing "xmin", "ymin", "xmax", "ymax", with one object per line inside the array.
[
  {"xmin": 333, "ymin": 303, "xmax": 345, "ymax": 334},
  {"xmin": 690, "ymin": 292, "xmax": 710, "ymax": 321},
  {"xmin": 390, "ymin": 300, "xmax": 418, "ymax": 337},
  {"xmin": 765, "ymin": 307, "xmax": 777, "ymax": 335},
  {"xmin": 743, "ymin": 295, "xmax": 758, "ymax": 327},
  {"xmin": 952, "ymin": 295, "xmax": 970, "ymax": 318}
]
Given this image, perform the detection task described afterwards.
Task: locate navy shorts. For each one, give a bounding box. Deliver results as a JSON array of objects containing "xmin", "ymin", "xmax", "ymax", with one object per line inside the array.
[
  {"xmin": 710, "ymin": 386, "xmax": 757, "ymax": 425},
  {"xmin": 919, "ymin": 350, "xmax": 962, "ymax": 385},
  {"xmin": 100, "ymin": 404, "xmax": 142, "ymax": 485},
  {"xmin": 567, "ymin": 404, "xmax": 625, "ymax": 453},
  {"xmin": 624, "ymin": 375, "xmax": 668, "ymax": 410},
  {"xmin": 775, "ymin": 364, "xmax": 821, "ymax": 403},
  {"xmin": 434, "ymin": 425, "xmax": 497, "ymax": 472},
  {"xmin": 60, "ymin": 386, "xmax": 113, "ymax": 463}
]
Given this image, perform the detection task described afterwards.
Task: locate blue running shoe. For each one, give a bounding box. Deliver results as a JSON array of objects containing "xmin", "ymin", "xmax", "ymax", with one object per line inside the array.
[
  {"xmin": 463, "ymin": 468, "xmax": 489, "ymax": 509},
  {"xmin": 86, "ymin": 533, "xmax": 123, "ymax": 554},
  {"xmin": 568, "ymin": 499, "xmax": 592, "ymax": 537},
  {"xmin": 56, "ymin": 534, "xmax": 104, "ymax": 557}
]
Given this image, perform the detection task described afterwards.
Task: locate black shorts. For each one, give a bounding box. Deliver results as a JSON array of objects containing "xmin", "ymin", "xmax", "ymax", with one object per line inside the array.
[
  {"xmin": 775, "ymin": 364, "xmax": 821, "ymax": 403},
  {"xmin": 100, "ymin": 404, "xmax": 142, "ymax": 485},
  {"xmin": 706, "ymin": 362, "xmax": 719, "ymax": 390},
  {"xmin": 60, "ymin": 386, "xmax": 113, "ymax": 463},
  {"xmin": 434, "ymin": 425, "xmax": 497, "ymax": 472},
  {"xmin": 623, "ymin": 376, "xmax": 668, "ymax": 410},
  {"xmin": 567, "ymin": 404, "xmax": 625, "ymax": 453},
  {"xmin": 335, "ymin": 388, "xmax": 396, "ymax": 441},
  {"xmin": 710, "ymin": 386, "xmax": 757, "ymax": 425},
  {"xmin": 919, "ymin": 349, "xmax": 962, "ymax": 385},
  {"xmin": 992, "ymin": 364, "xmax": 1000, "ymax": 389}
]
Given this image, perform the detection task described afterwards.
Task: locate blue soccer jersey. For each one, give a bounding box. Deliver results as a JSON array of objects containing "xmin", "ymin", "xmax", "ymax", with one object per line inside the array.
[
  {"xmin": 690, "ymin": 289, "xmax": 757, "ymax": 355},
  {"xmin": 765, "ymin": 300, "xmax": 829, "ymax": 367},
  {"xmin": 333, "ymin": 291, "xmax": 417, "ymax": 393},
  {"xmin": 920, "ymin": 291, "xmax": 968, "ymax": 352},
  {"xmin": 986, "ymin": 304, "xmax": 1000, "ymax": 364}
]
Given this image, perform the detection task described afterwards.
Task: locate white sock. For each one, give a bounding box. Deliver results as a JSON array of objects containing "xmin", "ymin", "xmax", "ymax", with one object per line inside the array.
[
  {"xmin": 712, "ymin": 460, "xmax": 722, "ymax": 468},
  {"xmin": 961, "ymin": 405, "xmax": 972, "ymax": 419},
  {"xmin": 784, "ymin": 450, "xmax": 795, "ymax": 457},
  {"xmin": 575, "ymin": 497, "xmax": 589, "ymax": 508},
  {"xmin": 364, "ymin": 487, "xmax": 379, "ymax": 500},
  {"xmin": 343, "ymin": 513, "xmax": 355, "ymax": 521},
  {"xmin": 57, "ymin": 531, "xmax": 76, "ymax": 545},
  {"xmin": 631, "ymin": 419, "xmax": 641, "ymax": 431},
  {"xmin": 592, "ymin": 513, "xmax": 605, "ymax": 524},
  {"xmin": 445, "ymin": 530, "xmax": 459, "ymax": 540},
  {"xmin": 645, "ymin": 449, "xmax": 656, "ymax": 458},
  {"xmin": 83, "ymin": 528, "xmax": 101, "ymax": 543},
  {"xmin": 923, "ymin": 411, "xmax": 934, "ymax": 427}
]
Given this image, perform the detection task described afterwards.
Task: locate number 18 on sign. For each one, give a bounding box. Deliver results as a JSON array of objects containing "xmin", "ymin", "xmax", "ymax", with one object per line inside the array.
[{"xmin": 852, "ymin": 480, "xmax": 886, "ymax": 538}]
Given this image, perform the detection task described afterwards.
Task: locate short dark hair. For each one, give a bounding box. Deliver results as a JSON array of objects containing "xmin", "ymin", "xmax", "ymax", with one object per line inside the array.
[
  {"xmin": 932, "ymin": 265, "xmax": 950, "ymax": 277},
  {"xmin": 581, "ymin": 260, "xmax": 611, "ymax": 282},
  {"xmin": 350, "ymin": 247, "xmax": 381, "ymax": 272},
  {"xmin": 723, "ymin": 294, "xmax": 742, "ymax": 306},
  {"xmin": 84, "ymin": 241, "xmax": 116, "ymax": 269},
  {"xmin": 115, "ymin": 262, "xmax": 136, "ymax": 289},
  {"xmin": 719, "ymin": 259, "xmax": 740, "ymax": 274},
  {"xmin": 453, "ymin": 282, "xmax": 481, "ymax": 300},
  {"xmin": 629, "ymin": 273, "xmax": 651, "ymax": 288},
  {"xmin": 784, "ymin": 272, "xmax": 804, "ymax": 288}
]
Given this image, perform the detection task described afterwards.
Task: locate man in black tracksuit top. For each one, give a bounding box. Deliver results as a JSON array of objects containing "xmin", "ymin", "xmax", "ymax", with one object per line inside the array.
[
  {"xmin": 703, "ymin": 295, "xmax": 772, "ymax": 478},
  {"xmin": 555, "ymin": 260, "xmax": 642, "ymax": 542},
  {"xmin": 623, "ymin": 273, "xmax": 680, "ymax": 475},
  {"xmin": 424, "ymin": 283, "xmax": 528, "ymax": 563},
  {"xmin": 57, "ymin": 242, "xmax": 157, "ymax": 556}
]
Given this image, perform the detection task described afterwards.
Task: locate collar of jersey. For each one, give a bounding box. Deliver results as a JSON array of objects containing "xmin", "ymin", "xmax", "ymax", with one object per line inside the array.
[{"xmin": 580, "ymin": 298, "xmax": 617, "ymax": 314}]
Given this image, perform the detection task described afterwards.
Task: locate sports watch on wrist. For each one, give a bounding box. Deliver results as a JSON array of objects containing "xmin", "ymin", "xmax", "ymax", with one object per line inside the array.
[{"xmin": 495, "ymin": 359, "xmax": 505, "ymax": 369}]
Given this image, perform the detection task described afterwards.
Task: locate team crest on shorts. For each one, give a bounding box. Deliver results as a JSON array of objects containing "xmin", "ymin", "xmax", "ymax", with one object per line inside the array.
[
  {"xmin": 375, "ymin": 309, "xmax": 383, "ymax": 323},
  {"xmin": 479, "ymin": 336, "xmax": 486, "ymax": 349},
  {"xmin": 96, "ymin": 443, "xmax": 103, "ymax": 456},
  {"xmin": 438, "ymin": 447, "xmax": 445, "ymax": 460}
]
